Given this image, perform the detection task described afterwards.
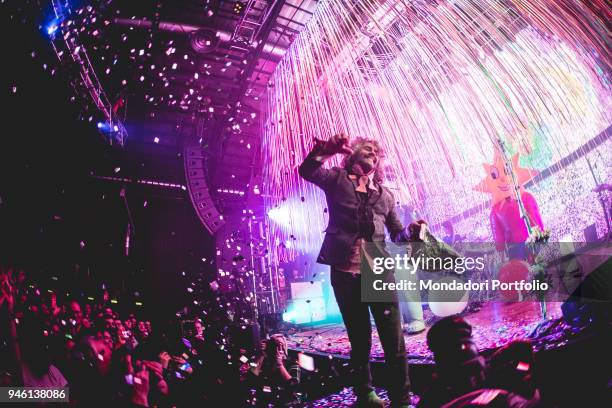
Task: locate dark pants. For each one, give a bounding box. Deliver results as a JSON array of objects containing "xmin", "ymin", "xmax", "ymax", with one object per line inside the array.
[{"xmin": 331, "ymin": 268, "xmax": 411, "ymax": 404}]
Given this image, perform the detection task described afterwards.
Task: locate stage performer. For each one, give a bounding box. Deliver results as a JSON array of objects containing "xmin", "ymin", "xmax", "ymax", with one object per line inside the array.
[
  {"xmin": 474, "ymin": 150, "xmax": 544, "ymax": 259},
  {"xmin": 299, "ymin": 134, "xmax": 423, "ymax": 408}
]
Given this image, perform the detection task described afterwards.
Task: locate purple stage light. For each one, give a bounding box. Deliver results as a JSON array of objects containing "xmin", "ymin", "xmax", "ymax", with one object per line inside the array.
[
  {"xmin": 267, "ymin": 206, "xmax": 291, "ymax": 227},
  {"xmin": 262, "ymin": 0, "xmax": 611, "ymax": 261},
  {"xmin": 46, "ymin": 21, "xmax": 59, "ymax": 37}
]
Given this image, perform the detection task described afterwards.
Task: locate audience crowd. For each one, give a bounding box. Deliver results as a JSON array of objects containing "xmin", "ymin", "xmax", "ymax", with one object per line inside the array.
[
  {"xmin": 2, "ymin": 265, "xmax": 607, "ymax": 407},
  {"xmin": 0, "ymin": 265, "xmax": 254, "ymax": 407}
]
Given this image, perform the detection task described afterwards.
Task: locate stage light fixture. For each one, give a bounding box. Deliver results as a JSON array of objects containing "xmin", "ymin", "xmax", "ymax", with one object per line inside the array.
[
  {"xmin": 46, "ymin": 22, "xmax": 59, "ymax": 36},
  {"xmin": 233, "ymin": 1, "xmax": 245, "ymax": 15},
  {"xmin": 217, "ymin": 188, "xmax": 246, "ymax": 196},
  {"xmin": 189, "ymin": 28, "xmax": 219, "ymax": 54},
  {"xmin": 45, "ymin": 16, "xmax": 62, "ymax": 38},
  {"xmin": 267, "ymin": 206, "xmax": 291, "ymax": 226}
]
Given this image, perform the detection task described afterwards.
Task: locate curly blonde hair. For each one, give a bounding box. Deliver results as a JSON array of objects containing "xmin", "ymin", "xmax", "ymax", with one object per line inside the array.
[{"xmin": 340, "ymin": 137, "xmax": 386, "ymax": 183}]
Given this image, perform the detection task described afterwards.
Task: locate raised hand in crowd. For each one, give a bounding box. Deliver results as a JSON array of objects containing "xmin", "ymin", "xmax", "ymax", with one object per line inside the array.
[{"xmin": 131, "ymin": 364, "xmax": 150, "ymax": 407}]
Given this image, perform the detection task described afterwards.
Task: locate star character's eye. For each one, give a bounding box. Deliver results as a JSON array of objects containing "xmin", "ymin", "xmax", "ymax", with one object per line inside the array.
[{"xmin": 490, "ymin": 167, "xmax": 499, "ymax": 180}]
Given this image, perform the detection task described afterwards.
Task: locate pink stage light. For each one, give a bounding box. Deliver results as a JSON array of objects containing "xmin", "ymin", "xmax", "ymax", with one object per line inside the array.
[
  {"xmin": 267, "ymin": 206, "xmax": 292, "ymax": 228},
  {"xmin": 262, "ymin": 0, "xmax": 611, "ymax": 261}
]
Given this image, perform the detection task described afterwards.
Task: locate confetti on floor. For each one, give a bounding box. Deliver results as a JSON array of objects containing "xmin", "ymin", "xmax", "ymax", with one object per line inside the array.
[{"xmin": 287, "ymin": 302, "xmax": 563, "ymax": 362}]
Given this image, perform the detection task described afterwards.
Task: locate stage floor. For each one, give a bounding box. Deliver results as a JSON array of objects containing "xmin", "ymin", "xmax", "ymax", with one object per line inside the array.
[
  {"xmin": 286, "ymin": 302, "xmax": 563, "ymax": 363},
  {"xmin": 305, "ymin": 387, "xmax": 396, "ymax": 407}
]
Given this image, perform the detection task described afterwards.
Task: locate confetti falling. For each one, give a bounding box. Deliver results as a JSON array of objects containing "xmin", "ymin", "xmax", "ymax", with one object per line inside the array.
[
  {"xmin": 262, "ymin": 0, "xmax": 611, "ymax": 261},
  {"xmin": 26, "ymin": 0, "xmax": 264, "ymax": 149}
]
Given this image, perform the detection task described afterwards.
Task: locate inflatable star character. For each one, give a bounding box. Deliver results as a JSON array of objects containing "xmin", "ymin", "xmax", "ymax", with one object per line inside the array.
[{"xmin": 475, "ymin": 149, "xmax": 544, "ymax": 252}]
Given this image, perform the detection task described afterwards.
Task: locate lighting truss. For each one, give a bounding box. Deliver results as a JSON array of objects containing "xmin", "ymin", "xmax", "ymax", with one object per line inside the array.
[
  {"xmin": 50, "ymin": 0, "xmax": 128, "ymax": 146},
  {"xmin": 231, "ymin": 0, "xmax": 272, "ymax": 46}
]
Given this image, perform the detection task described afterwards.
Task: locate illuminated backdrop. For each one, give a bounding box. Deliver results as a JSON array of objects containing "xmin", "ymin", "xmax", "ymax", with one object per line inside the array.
[{"xmin": 262, "ymin": 0, "xmax": 611, "ymax": 261}]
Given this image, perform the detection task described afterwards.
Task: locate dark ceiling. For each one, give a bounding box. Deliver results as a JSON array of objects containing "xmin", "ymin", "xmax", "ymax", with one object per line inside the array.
[
  {"xmin": 43, "ymin": 0, "xmax": 319, "ymax": 214},
  {"xmin": 1, "ymin": 0, "xmax": 322, "ymax": 292}
]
